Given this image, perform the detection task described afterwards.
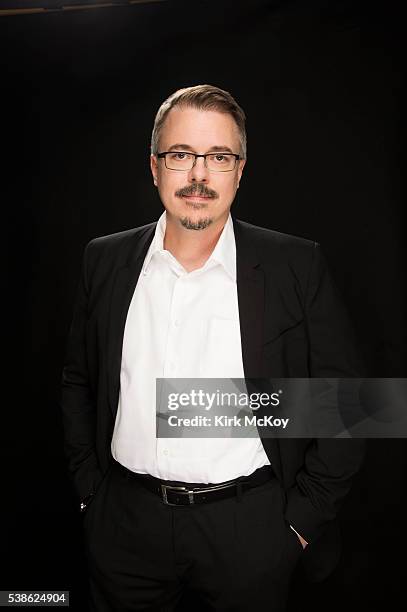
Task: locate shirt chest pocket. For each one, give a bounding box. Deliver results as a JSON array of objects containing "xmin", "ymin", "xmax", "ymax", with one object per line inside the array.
[{"xmin": 199, "ymin": 317, "xmax": 245, "ymax": 378}]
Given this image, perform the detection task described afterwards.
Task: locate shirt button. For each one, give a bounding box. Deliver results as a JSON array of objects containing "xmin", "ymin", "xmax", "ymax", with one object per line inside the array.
[
  {"xmin": 174, "ymin": 320, "xmax": 179, "ymax": 327},
  {"xmin": 163, "ymin": 450, "xmax": 169, "ymax": 455}
]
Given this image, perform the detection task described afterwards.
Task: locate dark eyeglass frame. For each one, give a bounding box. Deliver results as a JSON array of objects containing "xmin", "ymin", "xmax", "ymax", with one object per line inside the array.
[{"xmin": 156, "ymin": 151, "xmax": 241, "ymax": 172}]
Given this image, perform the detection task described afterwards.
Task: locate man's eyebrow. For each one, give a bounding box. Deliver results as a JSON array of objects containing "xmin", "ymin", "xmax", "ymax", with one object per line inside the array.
[
  {"xmin": 207, "ymin": 145, "xmax": 234, "ymax": 153},
  {"xmin": 167, "ymin": 144, "xmax": 195, "ymax": 152},
  {"xmin": 167, "ymin": 144, "xmax": 234, "ymax": 153}
]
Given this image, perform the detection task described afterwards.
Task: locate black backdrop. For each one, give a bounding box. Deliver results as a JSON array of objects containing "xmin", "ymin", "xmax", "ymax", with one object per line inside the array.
[{"xmin": 2, "ymin": 1, "xmax": 406, "ymax": 610}]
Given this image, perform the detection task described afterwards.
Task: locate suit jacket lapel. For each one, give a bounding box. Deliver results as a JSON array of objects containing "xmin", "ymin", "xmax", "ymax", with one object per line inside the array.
[
  {"xmin": 233, "ymin": 216, "xmax": 283, "ymax": 483},
  {"xmin": 107, "ymin": 224, "xmax": 156, "ymax": 417},
  {"xmin": 232, "ymin": 217, "xmax": 264, "ymax": 378}
]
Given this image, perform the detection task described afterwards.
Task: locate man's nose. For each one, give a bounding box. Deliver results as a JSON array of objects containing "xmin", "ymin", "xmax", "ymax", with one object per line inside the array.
[{"xmin": 188, "ymin": 156, "xmax": 210, "ymax": 182}]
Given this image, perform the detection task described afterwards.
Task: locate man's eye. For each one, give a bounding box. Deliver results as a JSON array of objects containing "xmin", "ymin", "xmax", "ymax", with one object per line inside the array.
[
  {"xmin": 170, "ymin": 152, "xmax": 190, "ymax": 160},
  {"xmin": 210, "ymin": 154, "xmax": 228, "ymax": 162}
]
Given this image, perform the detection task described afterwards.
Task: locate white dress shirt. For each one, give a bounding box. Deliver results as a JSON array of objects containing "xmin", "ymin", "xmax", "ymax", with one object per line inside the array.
[{"xmin": 111, "ymin": 210, "xmax": 271, "ymax": 483}]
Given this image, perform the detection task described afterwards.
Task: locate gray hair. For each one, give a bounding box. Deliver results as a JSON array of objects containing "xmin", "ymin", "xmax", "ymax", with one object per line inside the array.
[{"xmin": 151, "ymin": 84, "xmax": 247, "ymax": 159}]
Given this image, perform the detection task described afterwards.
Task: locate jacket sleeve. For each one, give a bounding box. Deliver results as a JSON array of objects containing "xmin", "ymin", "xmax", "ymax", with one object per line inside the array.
[
  {"xmin": 285, "ymin": 243, "xmax": 366, "ymax": 543},
  {"xmin": 60, "ymin": 241, "xmax": 103, "ymax": 504}
]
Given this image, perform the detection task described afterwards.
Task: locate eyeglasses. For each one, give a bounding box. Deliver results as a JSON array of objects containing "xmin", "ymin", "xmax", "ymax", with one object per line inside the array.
[{"xmin": 157, "ymin": 151, "xmax": 240, "ymax": 172}]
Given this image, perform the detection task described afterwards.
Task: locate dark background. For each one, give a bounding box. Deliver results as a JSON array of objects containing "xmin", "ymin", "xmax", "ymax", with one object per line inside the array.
[{"xmin": 2, "ymin": 0, "xmax": 405, "ymax": 610}]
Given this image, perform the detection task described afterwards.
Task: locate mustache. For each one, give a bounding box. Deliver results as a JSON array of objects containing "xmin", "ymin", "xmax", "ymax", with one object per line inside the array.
[{"xmin": 175, "ymin": 184, "xmax": 218, "ymax": 198}]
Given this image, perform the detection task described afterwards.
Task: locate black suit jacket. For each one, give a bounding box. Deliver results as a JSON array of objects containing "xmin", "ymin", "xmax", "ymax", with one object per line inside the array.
[{"xmin": 61, "ymin": 216, "xmax": 366, "ymax": 582}]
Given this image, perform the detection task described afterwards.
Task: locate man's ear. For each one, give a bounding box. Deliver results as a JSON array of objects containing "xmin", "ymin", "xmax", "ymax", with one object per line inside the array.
[
  {"xmin": 237, "ymin": 159, "xmax": 246, "ymax": 188},
  {"xmin": 150, "ymin": 154, "xmax": 158, "ymax": 186}
]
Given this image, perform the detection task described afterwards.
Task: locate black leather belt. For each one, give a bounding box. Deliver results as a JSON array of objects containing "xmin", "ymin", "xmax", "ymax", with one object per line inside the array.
[{"xmin": 113, "ymin": 460, "xmax": 275, "ymax": 506}]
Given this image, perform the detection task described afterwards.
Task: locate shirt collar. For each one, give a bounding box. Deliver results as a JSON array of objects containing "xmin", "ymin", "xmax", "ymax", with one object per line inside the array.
[{"xmin": 142, "ymin": 210, "xmax": 236, "ymax": 281}]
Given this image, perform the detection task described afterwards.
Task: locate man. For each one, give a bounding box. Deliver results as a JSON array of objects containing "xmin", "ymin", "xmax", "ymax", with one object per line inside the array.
[{"xmin": 61, "ymin": 84, "xmax": 365, "ymax": 611}]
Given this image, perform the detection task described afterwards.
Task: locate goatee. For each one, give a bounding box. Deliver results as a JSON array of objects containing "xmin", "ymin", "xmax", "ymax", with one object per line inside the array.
[{"xmin": 180, "ymin": 217, "xmax": 213, "ymax": 230}]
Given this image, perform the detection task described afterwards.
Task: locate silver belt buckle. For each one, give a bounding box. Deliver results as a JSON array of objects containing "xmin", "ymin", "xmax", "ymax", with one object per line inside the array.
[
  {"xmin": 160, "ymin": 481, "xmax": 236, "ymax": 505},
  {"xmin": 161, "ymin": 483, "xmax": 195, "ymax": 505}
]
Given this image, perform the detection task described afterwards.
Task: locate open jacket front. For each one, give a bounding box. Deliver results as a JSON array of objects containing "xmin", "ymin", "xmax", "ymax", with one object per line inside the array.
[{"xmin": 61, "ymin": 217, "xmax": 366, "ymax": 582}]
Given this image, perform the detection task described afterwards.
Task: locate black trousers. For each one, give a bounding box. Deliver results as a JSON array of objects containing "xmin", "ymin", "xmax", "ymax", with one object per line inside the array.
[{"xmin": 83, "ymin": 460, "xmax": 304, "ymax": 611}]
